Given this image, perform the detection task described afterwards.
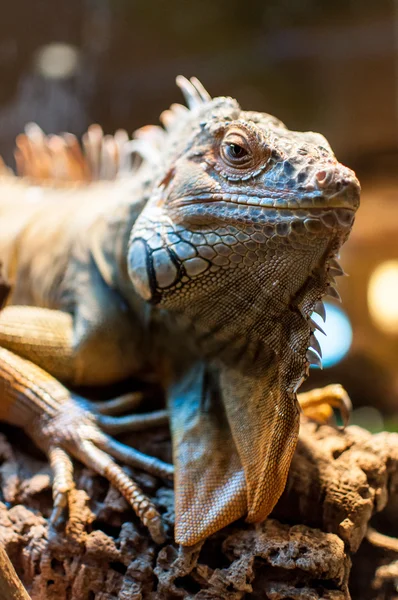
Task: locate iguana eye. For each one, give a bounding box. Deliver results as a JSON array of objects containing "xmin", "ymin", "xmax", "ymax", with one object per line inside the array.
[
  {"xmin": 226, "ymin": 143, "xmax": 247, "ymax": 160},
  {"xmin": 220, "ymin": 132, "xmax": 252, "ymax": 168}
]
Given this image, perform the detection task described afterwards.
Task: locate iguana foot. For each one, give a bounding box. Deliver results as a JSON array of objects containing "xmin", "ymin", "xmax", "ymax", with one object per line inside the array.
[
  {"xmin": 86, "ymin": 393, "xmax": 171, "ymax": 478},
  {"xmin": 298, "ymin": 384, "xmax": 352, "ymax": 428},
  {"xmin": 0, "ymin": 347, "xmax": 173, "ymax": 544},
  {"xmin": 38, "ymin": 396, "xmax": 173, "ymax": 544},
  {"xmin": 39, "ymin": 398, "xmax": 172, "ymax": 544},
  {"xmin": 41, "ymin": 396, "xmax": 173, "ymax": 544}
]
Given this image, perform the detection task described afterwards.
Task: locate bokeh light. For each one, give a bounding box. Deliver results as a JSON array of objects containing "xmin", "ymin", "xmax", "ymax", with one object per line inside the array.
[
  {"xmin": 311, "ymin": 302, "xmax": 353, "ymax": 368},
  {"xmin": 368, "ymin": 260, "xmax": 398, "ymax": 335},
  {"xmin": 33, "ymin": 43, "xmax": 80, "ymax": 80}
]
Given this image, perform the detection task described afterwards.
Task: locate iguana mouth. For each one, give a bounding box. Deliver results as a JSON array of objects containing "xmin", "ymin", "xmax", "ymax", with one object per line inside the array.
[{"xmin": 176, "ymin": 191, "xmax": 358, "ymax": 211}]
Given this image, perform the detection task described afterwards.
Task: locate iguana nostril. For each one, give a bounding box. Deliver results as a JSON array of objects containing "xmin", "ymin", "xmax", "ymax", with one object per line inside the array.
[
  {"xmin": 315, "ymin": 169, "xmax": 331, "ymax": 187},
  {"xmin": 314, "ymin": 167, "xmax": 360, "ymax": 208}
]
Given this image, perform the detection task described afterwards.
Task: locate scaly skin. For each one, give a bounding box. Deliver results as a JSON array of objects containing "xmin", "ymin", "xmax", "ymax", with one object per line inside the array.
[{"xmin": 0, "ymin": 77, "xmax": 360, "ymax": 546}]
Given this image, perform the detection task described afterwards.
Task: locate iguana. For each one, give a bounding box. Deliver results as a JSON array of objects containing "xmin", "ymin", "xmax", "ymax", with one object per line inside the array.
[{"xmin": 0, "ymin": 76, "xmax": 359, "ymax": 546}]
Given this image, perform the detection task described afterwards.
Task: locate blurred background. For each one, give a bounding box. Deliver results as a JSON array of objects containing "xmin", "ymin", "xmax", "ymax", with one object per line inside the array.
[{"xmin": 0, "ymin": 0, "xmax": 397, "ymax": 430}]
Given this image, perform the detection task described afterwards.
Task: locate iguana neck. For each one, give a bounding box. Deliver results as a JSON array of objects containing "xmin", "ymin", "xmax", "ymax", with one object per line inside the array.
[{"xmin": 88, "ymin": 178, "xmax": 154, "ymax": 312}]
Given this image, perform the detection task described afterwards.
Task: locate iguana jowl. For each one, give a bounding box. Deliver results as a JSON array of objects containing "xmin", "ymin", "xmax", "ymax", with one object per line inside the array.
[{"xmin": 0, "ymin": 77, "xmax": 359, "ymax": 546}]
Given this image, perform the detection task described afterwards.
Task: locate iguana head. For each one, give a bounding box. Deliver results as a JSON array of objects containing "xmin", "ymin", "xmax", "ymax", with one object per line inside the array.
[
  {"xmin": 128, "ymin": 77, "xmax": 360, "ymax": 546},
  {"xmin": 129, "ymin": 76, "xmax": 359, "ymax": 353}
]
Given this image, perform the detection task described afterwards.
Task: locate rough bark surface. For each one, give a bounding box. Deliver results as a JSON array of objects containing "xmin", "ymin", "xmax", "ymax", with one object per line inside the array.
[{"xmin": 0, "ymin": 418, "xmax": 397, "ymax": 600}]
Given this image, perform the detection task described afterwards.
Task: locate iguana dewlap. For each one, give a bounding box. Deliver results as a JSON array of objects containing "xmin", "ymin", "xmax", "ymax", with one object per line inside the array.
[{"xmin": 0, "ymin": 77, "xmax": 359, "ymax": 546}]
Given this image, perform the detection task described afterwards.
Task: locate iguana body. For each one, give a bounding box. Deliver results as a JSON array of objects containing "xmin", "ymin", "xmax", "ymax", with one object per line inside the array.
[{"xmin": 0, "ymin": 77, "xmax": 359, "ymax": 546}]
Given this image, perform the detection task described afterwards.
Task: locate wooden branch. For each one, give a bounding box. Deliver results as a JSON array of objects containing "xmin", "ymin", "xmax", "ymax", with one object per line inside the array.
[{"xmin": 0, "ymin": 545, "xmax": 31, "ymax": 600}]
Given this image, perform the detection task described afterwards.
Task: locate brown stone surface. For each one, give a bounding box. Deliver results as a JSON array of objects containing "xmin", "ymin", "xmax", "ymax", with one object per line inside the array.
[{"xmin": 0, "ymin": 419, "xmax": 398, "ymax": 599}]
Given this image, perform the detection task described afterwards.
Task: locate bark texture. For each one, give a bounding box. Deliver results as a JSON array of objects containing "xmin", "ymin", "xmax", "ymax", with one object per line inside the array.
[{"xmin": 0, "ymin": 418, "xmax": 397, "ymax": 599}]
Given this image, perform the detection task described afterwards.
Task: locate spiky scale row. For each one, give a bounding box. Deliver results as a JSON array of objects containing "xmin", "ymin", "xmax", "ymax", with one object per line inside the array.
[
  {"xmin": 330, "ymin": 257, "xmax": 347, "ymax": 276},
  {"xmin": 313, "ymin": 300, "xmax": 326, "ymax": 322},
  {"xmin": 176, "ymin": 75, "xmax": 212, "ymax": 109},
  {"xmin": 329, "ymin": 267, "xmax": 344, "ymax": 278},
  {"xmin": 309, "ymin": 334, "xmax": 322, "ymax": 358},
  {"xmin": 306, "ymin": 348, "xmax": 323, "ymax": 369},
  {"xmin": 306, "ymin": 254, "xmax": 350, "ymax": 370},
  {"xmin": 326, "ymin": 285, "xmax": 342, "ymax": 302},
  {"xmin": 309, "ymin": 317, "xmax": 326, "ymax": 336}
]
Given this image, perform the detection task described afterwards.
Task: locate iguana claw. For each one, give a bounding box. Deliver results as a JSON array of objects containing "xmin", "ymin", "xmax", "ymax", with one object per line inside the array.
[{"xmin": 298, "ymin": 384, "xmax": 352, "ymax": 429}]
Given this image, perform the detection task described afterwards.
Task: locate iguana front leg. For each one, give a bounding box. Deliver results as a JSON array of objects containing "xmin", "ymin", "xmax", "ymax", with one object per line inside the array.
[
  {"xmin": 0, "ymin": 305, "xmax": 139, "ymax": 386},
  {"xmin": 0, "ymin": 345, "xmax": 173, "ymax": 543},
  {"xmin": 0, "ymin": 306, "xmax": 76, "ymax": 382}
]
